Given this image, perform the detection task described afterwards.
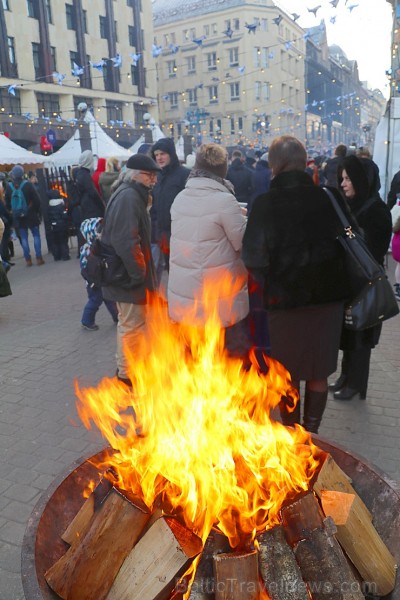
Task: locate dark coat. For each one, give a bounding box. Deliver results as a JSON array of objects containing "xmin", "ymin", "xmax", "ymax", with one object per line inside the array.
[
  {"xmin": 75, "ymin": 167, "xmax": 105, "ymax": 220},
  {"xmin": 323, "ymin": 155, "xmax": 344, "ymax": 188},
  {"xmin": 242, "ymin": 170, "xmax": 353, "ymax": 310},
  {"xmin": 5, "ymin": 180, "xmax": 41, "ymax": 229},
  {"xmin": 101, "ymin": 181, "xmax": 156, "ymax": 304},
  {"xmin": 226, "ymin": 158, "xmax": 254, "ymax": 204},
  {"xmin": 387, "ymin": 169, "xmax": 400, "ymax": 209},
  {"xmin": 249, "ymin": 159, "xmax": 271, "ymax": 211},
  {"xmin": 150, "ymin": 143, "xmax": 189, "ymax": 248}
]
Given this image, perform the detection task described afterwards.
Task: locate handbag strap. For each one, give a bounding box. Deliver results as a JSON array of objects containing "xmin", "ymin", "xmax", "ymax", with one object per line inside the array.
[{"xmin": 323, "ymin": 186, "xmax": 355, "ymax": 238}]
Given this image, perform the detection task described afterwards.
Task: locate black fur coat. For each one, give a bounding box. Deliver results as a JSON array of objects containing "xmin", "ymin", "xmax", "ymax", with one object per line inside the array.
[{"xmin": 242, "ymin": 170, "xmax": 353, "ymax": 310}]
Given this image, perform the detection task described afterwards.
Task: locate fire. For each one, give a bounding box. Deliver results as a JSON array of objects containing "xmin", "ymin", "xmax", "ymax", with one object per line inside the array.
[{"xmin": 76, "ymin": 273, "xmax": 320, "ymax": 550}]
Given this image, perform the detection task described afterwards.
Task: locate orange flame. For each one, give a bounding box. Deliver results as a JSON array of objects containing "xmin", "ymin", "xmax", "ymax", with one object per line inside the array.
[{"xmin": 76, "ymin": 273, "xmax": 320, "ymax": 549}]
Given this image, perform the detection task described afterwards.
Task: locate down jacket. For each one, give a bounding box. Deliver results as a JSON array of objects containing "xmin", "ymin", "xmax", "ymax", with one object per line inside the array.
[{"xmin": 167, "ymin": 174, "xmax": 249, "ymax": 327}]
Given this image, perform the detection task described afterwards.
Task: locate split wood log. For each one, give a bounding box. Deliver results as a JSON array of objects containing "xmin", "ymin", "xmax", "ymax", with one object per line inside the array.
[
  {"xmin": 187, "ymin": 528, "xmax": 231, "ymax": 599},
  {"xmin": 62, "ymin": 477, "xmax": 113, "ymax": 545},
  {"xmin": 106, "ymin": 516, "xmax": 202, "ymax": 600},
  {"xmin": 313, "ymin": 454, "xmax": 372, "ymax": 521},
  {"xmin": 320, "ymin": 490, "xmax": 397, "ymax": 597},
  {"xmin": 257, "ymin": 525, "xmax": 309, "ymax": 600},
  {"xmin": 45, "ymin": 487, "xmax": 150, "ymax": 600},
  {"xmin": 281, "ymin": 492, "xmax": 365, "ymax": 600},
  {"xmin": 213, "ymin": 550, "xmax": 259, "ymax": 600}
]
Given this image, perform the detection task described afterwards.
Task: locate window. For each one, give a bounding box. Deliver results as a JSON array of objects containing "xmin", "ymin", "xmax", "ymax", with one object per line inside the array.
[
  {"xmin": 99, "ymin": 16, "xmax": 108, "ymax": 39},
  {"xmin": 45, "ymin": 0, "xmax": 52, "ymax": 23},
  {"xmin": 238, "ymin": 116, "xmax": 243, "ymax": 130},
  {"xmin": 8, "ymin": 37, "xmax": 16, "ymax": 64},
  {"xmin": 262, "ymin": 48, "xmax": 269, "ymax": 68},
  {"xmin": 82, "ymin": 10, "xmax": 88, "ymax": 33},
  {"xmin": 169, "ymin": 92, "xmax": 178, "ymax": 109},
  {"xmin": 65, "ymin": 3, "xmax": 76, "ymax": 29},
  {"xmin": 229, "ymin": 82, "xmax": 240, "ymax": 101},
  {"xmin": 50, "ymin": 46, "xmax": 57, "ymax": 72},
  {"xmin": 183, "ymin": 29, "xmax": 189, "ymax": 42},
  {"xmin": 263, "ymin": 82, "xmax": 270, "ymax": 101},
  {"xmin": 130, "ymin": 63, "xmax": 139, "ymax": 85},
  {"xmin": 230, "ymin": 118, "xmax": 235, "ymax": 134},
  {"xmin": 2, "ymin": 0, "xmax": 10, "ymax": 10},
  {"xmin": 114, "ymin": 20, "xmax": 118, "ymax": 42},
  {"xmin": 255, "ymin": 81, "xmax": 261, "ymax": 100},
  {"xmin": 73, "ymin": 96, "xmax": 93, "ymax": 117},
  {"xmin": 207, "ymin": 52, "xmax": 217, "ymax": 71},
  {"xmin": 188, "ymin": 88, "xmax": 197, "ymax": 106},
  {"xmin": 106, "ymin": 100, "xmax": 123, "ymax": 123},
  {"xmin": 32, "ymin": 42, "xmax": 44, "ymax": 79},
  {"xmin": 211, "ymin": 23, "xmax": 217, "ymax": 34},
  {"xmin": 167, "ymin": 59, "xmax": 177, "ymax": 77},
  {"xmin": 186, "ymin": 56, "xmax": 196, "ymax": 74},
  {"xmin": 36, "ymin": 92, "xmax": 60, "ymax": 117},
  {"xmin": 253, "ymin": 47, "xmax": 261, "ymax": 68},
  {"xmin": 27, "ymin": 0, "xmax": 39, "ymax": 17},
  {"xmin": 208, "ymin": 85, "xmax": 218, "ymax": 103},
  {"xmin": 229, "ymin": 47, "xmax": 239, "ymax": 67},
  {"xmin": 129, "ymin": 25, "xmax": 137, "ymax": 47},
  {"xmin": 70, "ymin": 51, "xmax": 80, "ymax": 71},
  {"xmin": 260, "ymin": 18, "xmax": 268, "ymax": 31},
  {"xmin": 203, "ymin": 24, "xmax": 209, "ymax": 36},
  {"xmin": 233, "ymin": 18, "xmax": 239, "ymax": 30}
]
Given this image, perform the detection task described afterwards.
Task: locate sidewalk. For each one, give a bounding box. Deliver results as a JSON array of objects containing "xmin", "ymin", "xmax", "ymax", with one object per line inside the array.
[{"xmin": 0, "ymin": 239, "xmax": 399, "ymax": 599}]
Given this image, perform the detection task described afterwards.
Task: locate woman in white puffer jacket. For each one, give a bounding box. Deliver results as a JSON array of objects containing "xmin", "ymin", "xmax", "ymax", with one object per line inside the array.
[{"xmin": 168, "ymin": 143, "xmax": 250, "ymax": 358}]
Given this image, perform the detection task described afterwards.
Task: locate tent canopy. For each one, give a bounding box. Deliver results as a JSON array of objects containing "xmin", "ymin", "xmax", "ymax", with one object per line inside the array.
[
  {"xmin": 47, "ymin": 112, "xmax": 132, "ymax": 169},
  {"xmin": 0, "ymin": 134, "xmax": 50, "ymax": 169}
]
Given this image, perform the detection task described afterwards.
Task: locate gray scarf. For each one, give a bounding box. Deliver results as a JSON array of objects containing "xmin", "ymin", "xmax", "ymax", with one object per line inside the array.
[{"xmin": 188, "ymin": 168, "xmax": 235, "ymax": 195}]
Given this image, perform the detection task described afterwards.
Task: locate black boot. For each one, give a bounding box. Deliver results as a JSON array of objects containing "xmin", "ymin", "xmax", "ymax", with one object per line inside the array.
[
  {"xmin": 279, "ymin": 394, "xmax": 301, "ymax": 427},
  {"xmin": 328, "ymin": 373, "xmax": 346, "ymax": 393},
  {"xmin": 303, "ymin": 389, "xmax": 328, "ymax": 434}
]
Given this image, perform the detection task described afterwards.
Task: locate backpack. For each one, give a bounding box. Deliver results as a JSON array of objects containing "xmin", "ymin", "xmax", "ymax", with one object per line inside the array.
[
  {"xmin": 9, "ymin": 181, "xmax": 28, "ymax": 218},
  {"xmin": 82, "ymin": 238, "xmax": 133, "ymax": 289}
]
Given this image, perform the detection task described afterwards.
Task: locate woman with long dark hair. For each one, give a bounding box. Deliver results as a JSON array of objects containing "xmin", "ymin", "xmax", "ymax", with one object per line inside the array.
[{"xmin": 330, "ymin": 155, "xmax": 392, "ymax": 400}]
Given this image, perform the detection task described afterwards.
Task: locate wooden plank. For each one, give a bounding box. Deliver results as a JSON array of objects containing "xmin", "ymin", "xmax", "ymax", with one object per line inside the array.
[
  {"xmin": 106, "ymin": 516, "xmax": 203, "ymax": 600},
  {"xmin": 62, "ymin": 477, "xmax": 113, "ymax": 545},
  {"xmin": 321, "ymin": 490, "xmax": 397, "ymax": 597},
  {"xmin": 213, "ymin": 551, "xmax": 259, "ymax": 600},
  {"xmin": 313, "ymin": 454, "xmax": 372, "ymax": 521},
  {"xmin": 281, "ymin": 492, "xmax": 365, "ymax": 600},
  {"xmin": 258, "ymin": 525, "xmax": 309, "ymax": 600},
  {"xmin": 44, "ymin": 487, "xmax": 150, "ymax": 600}
]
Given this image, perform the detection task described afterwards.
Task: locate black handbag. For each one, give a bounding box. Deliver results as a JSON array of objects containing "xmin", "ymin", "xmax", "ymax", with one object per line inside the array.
[
  {"xmin": 0, "ymin": 263, "xmax": 12, "ymax": 297},
  {"xmin": 324, "ymin": 187, "xmax": 399, "ymax": 331}
]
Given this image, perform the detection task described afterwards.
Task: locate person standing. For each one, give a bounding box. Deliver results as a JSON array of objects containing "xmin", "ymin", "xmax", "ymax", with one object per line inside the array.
[
  {"xmin": 101, "ymin": 154, "xmax": 160, "ymax": 387},
  {"xmin": 323, "ymin": 144, "xmax": 347, "ymax": 189},
  {"xmin": 75, "ymin": 150, "xmax": 105, "ymax": 220},
  {"xmin": 242, "ymin": 135, "xmax": 353, "ymax": 434},
  {"xmin": 47, "ymin": 190, "xmax": 70, "ymax": 261},
  {"xmin": 330, "ymin": 155, "xmax": 392, "ymax": 401},
  {"xmin": 5, "ymin": 165, "xmax": 45, "ymax": 267},
  {"xmin": 99, "ymin": 156, "xmax": 121, "ymax": 204},
  {"xmin": 150, "ymin": 138, "xmax": 190, "ymax": 273},
  {"xmin": 226, "ymin": 150, "xmax": 254, "ymax": 206},
  {"xmin": 168, "ymin": 143, "xmax": 250, "ymax": 360}
]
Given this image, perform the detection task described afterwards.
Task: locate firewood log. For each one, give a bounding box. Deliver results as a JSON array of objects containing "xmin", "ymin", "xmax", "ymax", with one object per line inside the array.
[
  {"xmin": 213, "ymin": 550, "xmax": 259, "ymax": 600},
  {"xmin": 44, "ymin": 487, "xmax": 150, "ymax": 600},
  {"xmin": 106, "ymin": 516, "xmax": 202, "ymax": 600},
  {"xmin": 320, "ymin": 490, "xmax": 397, "ymax": 597},
  {"xmin": 281, "ymin": 492, "xmax": 365, "ymax": 600},
  {"xmin": 258, "ymin": 525, "xmax": 309, "ymax": 600},
  {"xmin": 187, "ymin": 528, "xmax": 231, "ymax": 599}
]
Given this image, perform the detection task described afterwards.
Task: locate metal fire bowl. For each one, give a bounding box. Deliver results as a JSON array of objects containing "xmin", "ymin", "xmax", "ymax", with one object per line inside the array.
[{"xmin": 21, "ymin": 439, "xmax": 400, "ymax": 600}]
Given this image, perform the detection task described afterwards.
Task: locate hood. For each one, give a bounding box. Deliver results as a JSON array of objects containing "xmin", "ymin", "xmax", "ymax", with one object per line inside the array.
[
  {"xmin": 95, "ymin": 157, "xmax": 107, "ymax": 173},
  {"xmin": 10, "ymin": 164, "xmax": 24, "ymax": 183},
  {"xmin": 78, "ymin": 150, "xmax": 94, "ymax": 170},
  {"xmin": 230, "ymin": 158, "xmax": 243, "ymax": 170},
  {"xmin": 151, "ymin": 138, "xmax": 180, "ymax": 169},
  {"xmin": 80, "ymin": 217, "xmax": 103, "ymax": 244},
  {"xmin": 339, "ymin": 155, "xmax": 370, "ymax": 199}
]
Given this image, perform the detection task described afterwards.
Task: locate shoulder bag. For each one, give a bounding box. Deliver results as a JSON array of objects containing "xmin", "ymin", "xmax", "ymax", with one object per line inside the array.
[{"xmin": 323, "ymin": 187, "xmax": 399, "ymax": 331}]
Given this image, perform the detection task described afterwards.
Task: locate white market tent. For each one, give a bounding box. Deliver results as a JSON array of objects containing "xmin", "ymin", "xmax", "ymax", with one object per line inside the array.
[
  {"xmin": 47, "ymin": 112, "xmax": 132, "ymax": 169},
  {"xmin": 0, "ymin": 133, "xmax": 50, "ymax": 169}
]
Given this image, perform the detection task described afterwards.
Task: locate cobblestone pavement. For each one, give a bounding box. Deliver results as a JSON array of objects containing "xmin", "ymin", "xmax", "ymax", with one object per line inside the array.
[{"xmin": 0, "ymin": 236, "xmax": 399, "ymax": 599}]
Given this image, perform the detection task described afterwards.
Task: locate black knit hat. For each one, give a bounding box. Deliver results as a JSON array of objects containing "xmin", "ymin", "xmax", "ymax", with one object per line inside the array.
[
  {"xmin": 126, "ymin": 154, "xmax": 161, "ymax": 171},
  {"xmin": 194, "ymin": 144, "xmax": 228, "ymax": 179}
]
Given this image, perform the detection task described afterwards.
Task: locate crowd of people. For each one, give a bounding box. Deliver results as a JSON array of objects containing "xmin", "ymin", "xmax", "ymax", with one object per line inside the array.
[{"xmin": 1, "ymin": 136, "xmax": 398, "ymax": 434}]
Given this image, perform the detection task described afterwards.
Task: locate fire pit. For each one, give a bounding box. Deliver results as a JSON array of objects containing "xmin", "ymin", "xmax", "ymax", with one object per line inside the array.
[{"xmin": 22, "ymin": 439, "xmax": 400, "ymax": 600}]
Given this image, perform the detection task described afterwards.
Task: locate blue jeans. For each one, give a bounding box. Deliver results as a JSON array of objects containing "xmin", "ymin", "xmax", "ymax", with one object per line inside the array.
[
  {"xmin": 82, "ymin": 284, "xmax": 118, "ymax": 327},
  {"xmin": 19, "ymin": 225, "xmax": 42, "ymax": 261}
]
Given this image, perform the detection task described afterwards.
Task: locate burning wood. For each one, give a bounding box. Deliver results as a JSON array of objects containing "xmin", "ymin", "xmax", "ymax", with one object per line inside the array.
[
  {"xmin": 44, "ymin": 487, "xmax": 150, "ymax": 600},
  {"xmin": 320, "ymin": 490, "xmax": 397, "ymax": 596},
  {"xmin": 213, "ymin": 550, "xmax": 259, "ymax": 600},
  {"xmin": 281, "ymin": 492, "xmax": 365, "ymax": 600}
]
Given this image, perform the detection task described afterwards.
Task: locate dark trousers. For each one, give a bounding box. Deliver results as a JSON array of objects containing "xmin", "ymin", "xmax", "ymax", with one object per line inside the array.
[
  {"xmin": 82, "ymin": 284, "xmax": 118, "ymax": 327},
  {"xmin": 341, "ymin": 347, "xmax": 371, "ymax": 394},
  {"xmin": 52, "ymin": 231, "xmax": 70, "ymax": 261}
]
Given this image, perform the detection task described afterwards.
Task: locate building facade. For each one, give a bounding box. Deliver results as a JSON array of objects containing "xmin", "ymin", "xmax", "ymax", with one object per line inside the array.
[
  {"xmin": 153, "ymin": 0, "xmax": 306, "ymax": 150},
  {"xmin": 0, "ymin": 0, "xmax": 158, "ymax": 149}
]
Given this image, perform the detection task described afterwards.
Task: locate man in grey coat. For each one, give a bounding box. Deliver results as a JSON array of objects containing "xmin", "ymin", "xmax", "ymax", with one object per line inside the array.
[{"xmin": 101, "ymin": 154, "xmax": 161, "ymax": 387}]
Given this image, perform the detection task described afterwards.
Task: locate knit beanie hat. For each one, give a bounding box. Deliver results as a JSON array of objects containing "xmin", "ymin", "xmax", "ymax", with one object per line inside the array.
[
  {"xmin": 194, "ymin": 144, "xmax": 228, "ymax": 179},
  {"xmin": 78, "ymin": 149, "xmax": 94, "ymax": 170},
  {"xmin": 151, "ymin": 138, "xmax": 176, "ymax": 156},
  {"xmin": 10, "ymin": 164, "xmax": 24, "ymax": 182}
]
